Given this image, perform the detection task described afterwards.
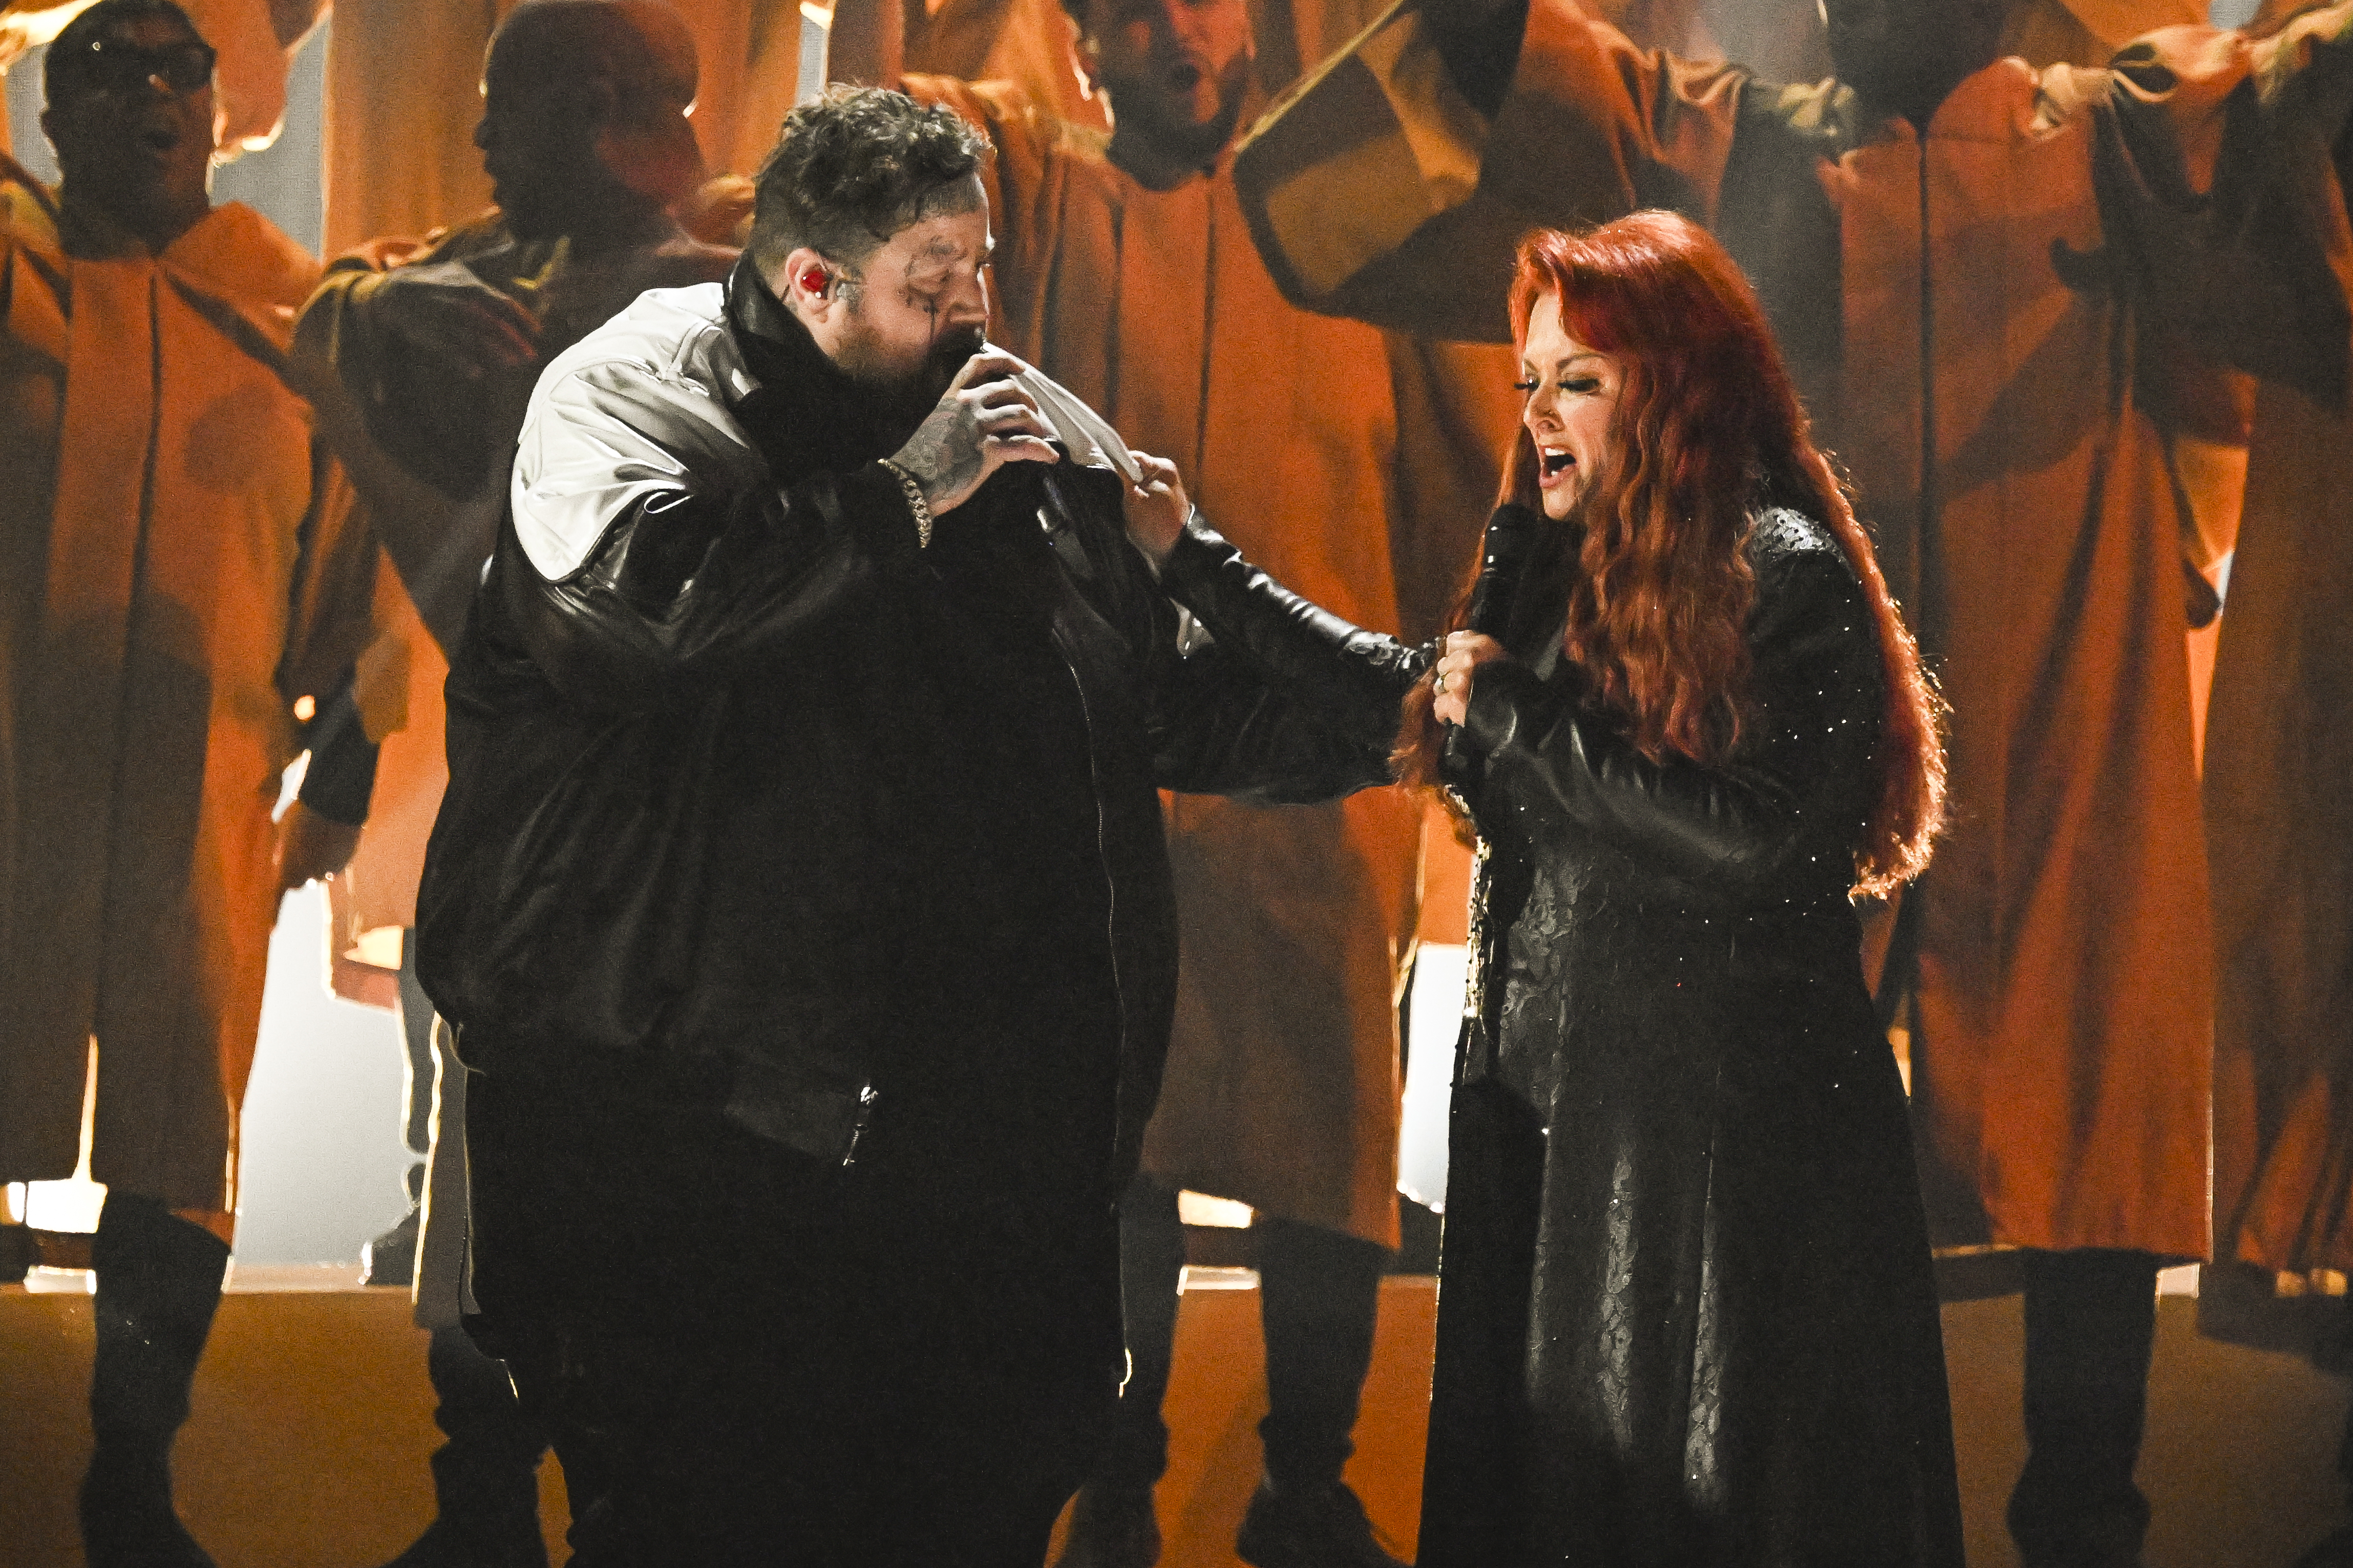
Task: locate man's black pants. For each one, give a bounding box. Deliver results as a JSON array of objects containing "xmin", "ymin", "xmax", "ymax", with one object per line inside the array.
[{"xmin": 464, "ymin": 1068, "xmax": 1117, "ymax": 1567}]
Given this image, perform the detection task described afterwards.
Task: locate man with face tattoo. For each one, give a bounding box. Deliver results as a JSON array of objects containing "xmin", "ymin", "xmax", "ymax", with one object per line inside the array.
[
  {"xmin": 290, "ymin": 7, "xmax": 737, "ymax": 1564},
  {"xmin": 0, "ymin": 2, "xmax": 377, "ymax": 1562},
  {"xmin": 1234, "ymin": 1, "xmax": 2353, "ymax": 1563}
]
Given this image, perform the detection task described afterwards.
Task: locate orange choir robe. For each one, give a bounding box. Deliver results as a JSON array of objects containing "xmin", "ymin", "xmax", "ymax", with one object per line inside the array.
[
  {"xmin": 0, "ymin": 181, "xmax": 371, "ymax": 1214},
  {"xmin": 2204, "ymin": 373, "xmax": 2353, "ymax": 1290},
  {"xmin": 1235, "ymin": 0, "xmax": 2353, "ymax": 1260}
]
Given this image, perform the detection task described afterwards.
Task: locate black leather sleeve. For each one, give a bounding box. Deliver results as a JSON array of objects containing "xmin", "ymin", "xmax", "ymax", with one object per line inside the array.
[
  {"xmin": 1142, "ymin": 641, "xmax": 1393, "ymax": 804},
  {"xmin": 1460, "ymin": 541, "xmax": 1882, "ymax": 899},
  {"xmin": 1158, "ymin": 514, "xmax": 1433, "ymax": 746},
  {"xmin": 499, "ymin": 460, "xmax": 922, "ymax": 715},
  {"xmin": 1140, "ymin": 515, "xmax": 1432, "ymax": 803}
]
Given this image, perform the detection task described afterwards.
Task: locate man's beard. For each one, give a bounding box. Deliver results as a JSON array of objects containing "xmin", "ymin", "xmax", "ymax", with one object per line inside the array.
[{"xmin": 836, "ymin": 312, "xmax": 989, "ymax": 441}]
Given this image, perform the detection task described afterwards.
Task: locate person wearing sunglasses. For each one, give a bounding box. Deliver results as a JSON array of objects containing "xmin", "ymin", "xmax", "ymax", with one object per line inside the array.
[
  {"xmin": 31, "ymin": 8, "xmax": 217, "ymax": 250},
  {"xmin": 0, "ymin": 4, "xmax": 375, "ymax": 1565}
]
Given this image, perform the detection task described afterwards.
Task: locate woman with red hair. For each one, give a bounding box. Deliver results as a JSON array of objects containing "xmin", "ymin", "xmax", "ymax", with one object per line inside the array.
[
  {"xmin": 1398, "ymin": 211, "xmax": 1961, "ymax": 1565},
  {"xmin": 1116, "ymin": 205, "xmax": 1958, "ymax": 1564}
]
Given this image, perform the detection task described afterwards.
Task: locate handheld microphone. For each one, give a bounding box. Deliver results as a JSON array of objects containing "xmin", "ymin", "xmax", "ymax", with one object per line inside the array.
[
  {"xmin": 1461, "ymin": 501, "xmax": 1541, "ymax": 640},
  {"xmin": 1440, "ymin": 501, "xmax": 1541, "ymax": 783}
]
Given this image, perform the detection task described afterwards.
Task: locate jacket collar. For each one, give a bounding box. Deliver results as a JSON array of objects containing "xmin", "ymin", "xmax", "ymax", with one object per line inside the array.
[{"xmin": 722, "ymin": 253, "xmax": 905, "ymax": 484}]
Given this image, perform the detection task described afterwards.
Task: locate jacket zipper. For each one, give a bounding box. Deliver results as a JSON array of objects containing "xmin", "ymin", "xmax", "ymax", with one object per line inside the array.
[
  {"xmin": 1055, "ymin": 628, "xmax": 1128, "ymax": 1195},
  {"xmin": 1038, "ymin": 482, "xmax": 1129, "ymax": 1195}
]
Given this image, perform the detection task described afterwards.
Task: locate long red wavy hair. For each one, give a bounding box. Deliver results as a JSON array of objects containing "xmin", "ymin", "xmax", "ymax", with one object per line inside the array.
[{"xmin": 1400, "ymin": 212, "xmax": 1944, "ymax": 895}]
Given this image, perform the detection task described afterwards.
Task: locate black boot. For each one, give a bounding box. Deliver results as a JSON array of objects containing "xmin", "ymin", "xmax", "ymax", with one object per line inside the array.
[
  {"xmin": 1238, "ymin": 1217, "xmax": 1402, "ymax": 1568},
  {"xmin": 379, "ymin": 1326, "xmax": 550, "ymax": 1567},
  {"xmin": 80, "ymin": 1193, "xmax": 229, "ymax": 1568},
  {"xmin": 1255, "ymin": 1216, "xmax": 1386, "ymax": 1496},
  {"xmin": 2006, "ymin": 1248, "xmax": 2161, "ymax": 1568},
  {"xmin": 1236, "ymin": 1475, "xmax": 1407, "ymax": 1568},
  {"xmin": 1054, "ymin": 1483, "xmax": 1162, "ymax": 1568}
]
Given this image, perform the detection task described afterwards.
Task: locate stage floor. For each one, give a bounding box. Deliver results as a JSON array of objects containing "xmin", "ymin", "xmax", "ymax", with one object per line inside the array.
[{"xmin": 2, "ymin": 1271, "xmax": 2345, "ymax": 1565}]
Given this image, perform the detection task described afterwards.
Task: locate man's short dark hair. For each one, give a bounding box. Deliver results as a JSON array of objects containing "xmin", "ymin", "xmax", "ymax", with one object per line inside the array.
[
  {"xmin": 46, "ymin": 0, "xmax": 203, "ymax": 105},
  {"xmin": 748, "ymin": 85, "xmax": 989, "ymax": 275}
]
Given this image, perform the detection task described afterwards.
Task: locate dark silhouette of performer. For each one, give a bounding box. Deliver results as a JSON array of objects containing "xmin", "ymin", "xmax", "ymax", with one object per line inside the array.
[{"xmin": 294, "ymin": 5, "xmax": 737, "ymax": 1562}]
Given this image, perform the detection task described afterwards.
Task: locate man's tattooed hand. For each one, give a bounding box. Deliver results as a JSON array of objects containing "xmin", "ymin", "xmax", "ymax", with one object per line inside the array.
[{"xmin": 887, "ymin": 349, "xmax": 1060, "ymax": 518}]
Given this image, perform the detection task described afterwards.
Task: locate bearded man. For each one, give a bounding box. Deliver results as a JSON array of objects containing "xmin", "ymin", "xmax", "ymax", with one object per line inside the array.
[
  {"xmin": 1234, "ymin": 1, "xmax": 2353, "ymax": 1563},
  {"xmin": 414, "ymin": 83, "xmax": 1421, "ymax": 1565},
  {"xmin": 0, "ymin": 2, "xmax": 373, "ymax": 1562}
]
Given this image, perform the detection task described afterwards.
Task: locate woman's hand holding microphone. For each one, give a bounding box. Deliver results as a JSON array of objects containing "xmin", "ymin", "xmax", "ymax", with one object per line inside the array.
[
  {"xmin": 1433, "ymin": 493, "xmax": 1539, "ymax": 729},
  {"xmin": 1432, "ymin": 631, "xmax": 1511, "ymax": 727}
]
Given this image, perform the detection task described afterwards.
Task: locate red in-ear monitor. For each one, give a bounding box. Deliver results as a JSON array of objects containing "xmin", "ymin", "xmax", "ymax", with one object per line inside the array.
[{"xmin": 800, "ymin": 267, "xmax": 829, "ymax": 296}]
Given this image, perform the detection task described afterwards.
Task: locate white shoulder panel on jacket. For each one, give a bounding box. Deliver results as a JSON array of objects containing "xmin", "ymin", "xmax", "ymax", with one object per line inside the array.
[{"xmin": 511, "ymin": 283, "xmax": 767, "ymax": 582}]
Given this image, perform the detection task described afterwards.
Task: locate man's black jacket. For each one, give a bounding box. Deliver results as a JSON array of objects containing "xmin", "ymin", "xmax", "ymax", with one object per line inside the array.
[{"xmin": 416, "ymin": 260, "xmax": 1425, "ymax": 1205}]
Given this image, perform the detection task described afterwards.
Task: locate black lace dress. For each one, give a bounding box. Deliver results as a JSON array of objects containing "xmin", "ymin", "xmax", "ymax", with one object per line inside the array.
[{"xmin": 1417, "ymin": 509, "xmax": 1965, "ymax": 1567}]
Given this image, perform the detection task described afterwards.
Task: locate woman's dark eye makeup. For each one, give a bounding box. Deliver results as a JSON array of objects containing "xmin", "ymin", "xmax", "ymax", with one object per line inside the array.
[{"xmin": 1512, "ymin": 376, "xmax": 1606, "ymax": 394}]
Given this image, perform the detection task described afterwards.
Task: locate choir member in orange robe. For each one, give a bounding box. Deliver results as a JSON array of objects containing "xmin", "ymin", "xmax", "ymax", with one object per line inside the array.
[
  {"xmin": 2, "ymin": 0, "xmax": 320, "ymax": 165},
  {"xmin": 2198, "ymin": 320, "xmax": 2353, "ymax": 1567},
  {"xmin": 2191, "ymin": 18, "xmax": 2353, "ymax": 1563},
  {"xmin": 315, "ymin": 0, "xmax": 804, "ymax": 256},
  {"xmin": 289, "ymin": 6, "xmax": 737, "ymax": 1560},
  {"xmin": 1232, "ymin": 0, "xmax": 2352, "ymax": 1561},
  {"xmin": 0, "ymin": 4, "xmax": 373, "ymax": 1561}
]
